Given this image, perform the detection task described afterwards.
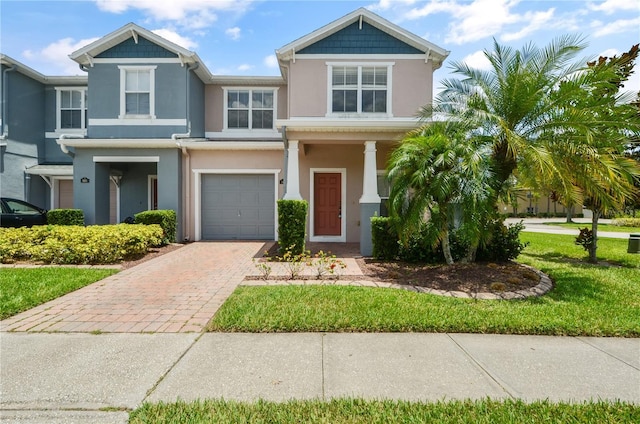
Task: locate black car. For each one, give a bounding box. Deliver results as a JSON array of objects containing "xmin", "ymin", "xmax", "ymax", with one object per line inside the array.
[{"xmin": 0, "ymin": 198, "xmax": 48, "ymax": 227}]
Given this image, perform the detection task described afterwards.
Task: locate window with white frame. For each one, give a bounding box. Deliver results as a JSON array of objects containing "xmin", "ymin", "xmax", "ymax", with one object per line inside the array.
[
  {"xmin": 330, "ymin": 64, "xmax": 390, "ymax": 115},
  {"xmin": 377, "ymin": 171, "xmax": 391, "ymax": 217},
  {"xmin": 56, "ymin": 88, "xmax": 87, "ymax": 131},
  {"xmin": 119, "ymin": 66, "xmax": 156, "ymax": 118},
  {"xmin": 225, "ymin": 89, "xmax": 275, "ymax": 130}
]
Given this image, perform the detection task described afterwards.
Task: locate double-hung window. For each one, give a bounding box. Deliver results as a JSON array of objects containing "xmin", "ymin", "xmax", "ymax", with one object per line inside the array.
[
  {"xmin": 119, "ymin": 66, "xmax": 156, "ymax": 118},
  {"xmin": 329, "ymin": 64, "xmax": 391, "ymax": 115},
  {"xmin": 377, "ymin": 171, "xmax": 391, "ymax": 217},
  {"xmin": 225, "ymin": 88, "xmax": 276, "ymax": 130},
  {"xmin": 56, "ymin": 87, "xmax": 87, "ymax": 132}
]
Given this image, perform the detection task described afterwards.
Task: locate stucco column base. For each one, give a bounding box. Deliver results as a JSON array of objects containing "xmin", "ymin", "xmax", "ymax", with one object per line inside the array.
[{"xmin": 360, "ymin": 202, "xmax": 380, "ymax": 257}]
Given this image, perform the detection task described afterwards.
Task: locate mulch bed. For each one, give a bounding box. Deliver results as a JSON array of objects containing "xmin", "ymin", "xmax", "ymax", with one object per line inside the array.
[{"xmin": 356, "ymin": 258, "xmax": 542, "ymax": 293}]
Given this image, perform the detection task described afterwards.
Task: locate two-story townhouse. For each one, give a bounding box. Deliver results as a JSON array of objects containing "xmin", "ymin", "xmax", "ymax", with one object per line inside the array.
[
  {"xmin": 0, "ymin": 55, "xmax": 124, "ymax": 220},
  {"xmin": 2, "ymin": 8, "xmax": 450, "ymax": 255}
]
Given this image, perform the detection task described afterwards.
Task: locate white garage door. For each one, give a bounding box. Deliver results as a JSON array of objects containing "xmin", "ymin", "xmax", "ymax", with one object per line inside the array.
[{"xmin": 201, "ymin": 174, "xmax": 275, "ymax": 240}]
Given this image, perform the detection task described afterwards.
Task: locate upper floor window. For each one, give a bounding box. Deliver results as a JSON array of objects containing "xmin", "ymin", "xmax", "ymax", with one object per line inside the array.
[
  {"xmin": 329, "ymin": 64, "xmax": 391, "ymax": 115},
  {"xmin": 224, "ymin": 88, "xmax": 276, "ymax": 130},
  {"xmin": 56, "ymin": 87, "xmax": 87, "ymax": 131},
  {"xmin": 119, "ymin": 66, "xmax": 156, "ymax": 118}
]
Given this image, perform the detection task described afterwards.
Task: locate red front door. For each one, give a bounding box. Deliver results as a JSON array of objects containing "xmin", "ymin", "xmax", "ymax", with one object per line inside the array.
[{"xmin": 314, "ymin": 173, "xmax": 341, "ymax": 236}]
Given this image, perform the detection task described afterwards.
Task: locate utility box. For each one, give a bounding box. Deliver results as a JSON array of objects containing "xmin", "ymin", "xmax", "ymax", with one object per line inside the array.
[{"xmin": 628, "ymin": 234, "xmax": 640, "ymax": 254}]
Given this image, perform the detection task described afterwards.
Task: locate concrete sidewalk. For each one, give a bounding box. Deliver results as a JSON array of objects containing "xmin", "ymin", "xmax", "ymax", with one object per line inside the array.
[{"xmin": 1, "ymin": 332, "xmax": 638, "ymax": 423}]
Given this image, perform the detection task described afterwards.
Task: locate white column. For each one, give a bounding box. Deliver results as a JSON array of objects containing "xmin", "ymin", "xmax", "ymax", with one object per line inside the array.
[
  {"xmin": 360, "ymin": 141, "xmax": 381, "ymax": 203},
  {"xmin": 283, "ymin": 139, "xmax": 302, "ymax": 200}
]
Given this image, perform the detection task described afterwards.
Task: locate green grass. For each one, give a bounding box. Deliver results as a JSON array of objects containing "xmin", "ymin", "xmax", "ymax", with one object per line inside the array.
[
  {"xmin": 208, "ymin": 233, "xmax": 640, "ymax": 336},
  {"xmin": 543, "ymin": 222, "xmax": 640, "ymax": 233},
  {"xmin": 0, "ymin": 267, "xmax": 116, "ymax": 319},
  {"xmin": 129, "ymin": 399, "xmax": 640, "ymax": 423}
]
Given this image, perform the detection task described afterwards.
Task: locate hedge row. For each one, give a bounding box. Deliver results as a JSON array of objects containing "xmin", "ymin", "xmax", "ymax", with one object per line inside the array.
[
  {"xmin": 0, "ymin": 224, "xmax": 163, "ymax": 265},
  {"xmin": 47, "ymin": 209, "xmax": 84, "ymax": 225},
  {"xmin": 134, "ymin": 210, "xmax": 176, "ymax": 245},
  {"xmin": 371, "ymin": 217, "xmax": 527, "ymax": 263},
  {"xmin": 611, "ymin": 217, "xmax": 640, "ymax": 228}
]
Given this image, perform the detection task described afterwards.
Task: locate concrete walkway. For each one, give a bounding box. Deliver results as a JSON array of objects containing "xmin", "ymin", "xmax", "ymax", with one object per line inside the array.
[
  {"xmin": 1, "ymin": 242, "xmax": 265, "ymax": 333},
  {"xmin": 1, "ymin": 333, "xmax": 638, "ymax": 423}
]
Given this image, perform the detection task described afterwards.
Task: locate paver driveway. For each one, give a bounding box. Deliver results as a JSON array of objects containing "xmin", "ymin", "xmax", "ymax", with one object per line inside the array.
[{"xmin": 1, "ymin": 242, "xmax": 265, "ymax": 333}]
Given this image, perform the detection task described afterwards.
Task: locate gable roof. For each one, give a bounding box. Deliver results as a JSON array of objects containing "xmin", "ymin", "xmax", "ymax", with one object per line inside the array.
[
  {"xmin": 276, "ymin": 8, "xmax": 449, "ymax": 67},
  {"xmin": 69, "ymin": 23, "xmax": 211, "ymax": 81},
  {"xmin": 1, "ymin": 54, "xmax": 87, "ymax": 85}
]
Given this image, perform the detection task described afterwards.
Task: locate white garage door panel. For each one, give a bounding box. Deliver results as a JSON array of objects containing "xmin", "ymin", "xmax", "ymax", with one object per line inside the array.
[{"xmin": 201, "ymin": 174, "xmax": 275, "ymax": 240}]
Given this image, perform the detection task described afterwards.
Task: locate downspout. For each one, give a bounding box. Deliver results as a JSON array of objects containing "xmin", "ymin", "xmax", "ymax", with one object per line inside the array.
[
  {"xmin": 176, "ymin": 142, "xmax": 190, "ymax": 241},
  {"xmin": 282, "ymin": 126, "xmax": 288, "ymax": 198},
  {"xmin": 1, "ymin": 65, "xmax": 17, "ymax": 140},
  {"xmin": 58, "ymin": 133, "xmax": 84, "ymax": 159}
]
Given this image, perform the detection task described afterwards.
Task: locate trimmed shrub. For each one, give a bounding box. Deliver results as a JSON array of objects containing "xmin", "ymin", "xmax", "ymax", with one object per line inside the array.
[
  {"xmin": 47, "ymin": 209, "xmax": 84, "ymax": 226},
  {"xmin": 277, "ymin": 199, "xmax": 308, "ymax": 255},
  {"xmin": 134, "ymin": 210, "xmax": 176, "ymax": 245},
  {"xmin": 612, "ymin": 217, "xmax": 640, "ymax": 227},
  {"xmin": 0, "ymin": 224, "xmax": 163, "ymax": 264},
  {"xmin": 371, "ymin": 216, "xmax": 399, "ymax": 260},
  {"xmin": 476, "ymin": 220, "xmax": 529, "ymax": 262}
]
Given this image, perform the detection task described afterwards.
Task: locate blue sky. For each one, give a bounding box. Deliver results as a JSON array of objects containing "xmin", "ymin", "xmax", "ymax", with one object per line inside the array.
[{"xmin": 1, "ymin": 0, "xmax": 639, "ymax": 94}]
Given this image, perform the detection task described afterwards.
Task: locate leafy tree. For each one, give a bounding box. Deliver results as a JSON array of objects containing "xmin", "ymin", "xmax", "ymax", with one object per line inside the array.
[
  {"xmin": 421, "ymin": 37, "xmax": 640, "ymax": 264},
  {"xmin": 387, "ymin": 120, "xmax": 492, "ymax": 264}
]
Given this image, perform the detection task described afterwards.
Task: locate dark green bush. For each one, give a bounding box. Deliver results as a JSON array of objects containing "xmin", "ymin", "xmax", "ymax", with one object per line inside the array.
[
  {"xmin": 47, "ymin": 209, "xmax": 84, "ymax": 226},
  {"xmin": 476, "ymin": 220, "xmax": 529, "ymax": 262},
  {"xmin": 134, "ymin": 210, "xmax": 176, "ymax": 245},
  {"xmin": 277, "ymin": 200, "xmax": 308, "ymax": 255},
  {"xmin": 0, "ymin": 224, "xmax": 163, "ymax": 264},
  {"xmin": 371, "ymin": 216, "xmax": 399, "ymax": 260}
]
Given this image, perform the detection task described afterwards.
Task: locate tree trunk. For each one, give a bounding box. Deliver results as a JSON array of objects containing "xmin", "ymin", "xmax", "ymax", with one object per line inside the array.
[
  {"xmin": 566, "ymin": 205, "xmax": 574, "ymax": 223},
  {"xmin": 441, "ymin": 228, "xmax": 455, "ymax": 265},
  {"xmin": 589, "ymin": 209, "xmax": 600, "ymax": 264}
]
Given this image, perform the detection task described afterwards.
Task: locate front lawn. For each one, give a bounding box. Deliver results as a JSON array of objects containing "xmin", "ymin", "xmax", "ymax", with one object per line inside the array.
[
  {"xmin": 544, "ymin": 222, "xmax": 640, "ymax": 233},
  {"xmin": 0, "ymin": 268, "xmax": 117, "ymax": 319},
  {"xmin": 130, "ymin": 399, "xmax": 639, "ymax": 423},
  {"xmin": 208, "ymin": 233, "xmax": 640, "ymax": 336}
]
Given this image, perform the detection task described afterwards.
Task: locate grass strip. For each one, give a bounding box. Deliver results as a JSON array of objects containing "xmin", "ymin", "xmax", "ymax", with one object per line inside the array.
[
  {"xmin": 208, "ymin": 233, "xmax": 640, "ymax": 336},
  {"xmin": 0, "ymin": 267, "xmax": 116, "ymax": 319},
  {"xmin": 130, "ymin": 398, "xmax": 640, "ymax": 423}
]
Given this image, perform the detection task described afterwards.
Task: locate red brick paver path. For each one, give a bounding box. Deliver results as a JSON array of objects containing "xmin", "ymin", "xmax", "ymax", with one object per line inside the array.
[{"xmin": 1, "ymin": 242, "xmax": 265, "ymax": 333}]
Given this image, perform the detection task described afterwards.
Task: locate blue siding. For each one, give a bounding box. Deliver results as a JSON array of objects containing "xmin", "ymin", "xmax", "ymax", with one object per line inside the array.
[
  {"xmin": 188, "ymin": 69, "xmax": 205, "ymax": 137},
  {"xmin": 0, "ymin": 66, "xmax": 46, "ymax": 204},
  {"xmin": 97, "ymin": 36, "xmax": 178, "ymax": 58},
  {"xmin": 298, "ymin": 22, "xmax": 423, "ymax": 54}
]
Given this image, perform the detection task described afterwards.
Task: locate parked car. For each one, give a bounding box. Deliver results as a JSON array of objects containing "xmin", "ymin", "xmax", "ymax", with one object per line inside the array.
[{"xmin": 0, "ymin": 198, "xmax": 47, "ymax": 227}]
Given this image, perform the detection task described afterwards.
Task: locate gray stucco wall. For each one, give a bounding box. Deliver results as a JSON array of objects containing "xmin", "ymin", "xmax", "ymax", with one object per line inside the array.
[
  {"xmin": 0, "ymin": 66, "xmax": 45, "ymax": 203},
  {"xmin": 188, "ymin": 69, "xmax": 205, "ymax": 137},
  {"xmin": 72, "ymin": 147, "xmax": 182, "ymax": 240},
  {"xmin": 87, "ymin": 63, "xmax": 189, "ymax": 139}
]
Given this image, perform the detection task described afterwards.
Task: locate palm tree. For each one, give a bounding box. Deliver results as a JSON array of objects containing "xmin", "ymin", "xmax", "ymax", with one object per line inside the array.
[{"xmin": 387, "ymin": 120, "xmax": 492, "ymax": 264}]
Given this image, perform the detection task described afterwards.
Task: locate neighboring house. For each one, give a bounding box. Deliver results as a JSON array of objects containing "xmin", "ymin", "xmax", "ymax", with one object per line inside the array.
[{"xmin": 0, "ymin": 8, "xmax": 450, "ymax": 255}]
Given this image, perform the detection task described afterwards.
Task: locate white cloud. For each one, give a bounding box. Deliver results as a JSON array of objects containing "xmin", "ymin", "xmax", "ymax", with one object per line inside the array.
[
  {"xmin": 462, "ymin": 50, "xmax": 492, "ymax": 70},
  {"xmin": 592, "ymin": 17, "xmax": 640, "ymax": 37},
  {"xmin": 263, "ymin": 54, "xmax": 278, "ymax": 68},
  {"xmin": 237, "ymin": 64, "xmax": 253, "ymax": 72},
  {"xmin": 94, "ymin": 0, "xmax": 254, "ymax": 29},
  {"xmin": 598, "ymin": 48, "xmax": 620, "ymax": 58},
  {"xmin": 501, "ymin": 8, "xmax": 555, "ymax": 42},
  {"xmin": 225, "ymin": 27, "xmax": 241, "ymax": 40},
  {"xmin": 622, "ymin": 63, "xmax": 639, "ymax": 94},
  {"xmin": 22, "ymin": 36, "xmax": 100, "ymax": 75},
  {"xmin": 588, "ymin": 0, "xmax": 639, "ymax": 15},
  {"xmin": 151, "ymin": 28, "xmax": 197, "ymax": 50}
]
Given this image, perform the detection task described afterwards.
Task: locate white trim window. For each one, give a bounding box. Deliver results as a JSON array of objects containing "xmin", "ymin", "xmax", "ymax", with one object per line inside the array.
[
  {"xmin": 56, "ymin": 87, "xmax": 87, "ymax": 132},
  {"xmin": 377, "ymin": 170, "xmax": 391, "ymax": 217},
  {"xmin": 119, "ymin": 66, "xmax": 156, "ymax": 118},
  {"xmin": 328, "ymin": 63, "xmax": 392, "ymax": 116},
  {"xmin": 224, "ymin": 88, "xmax": 276, "ymax": 130}
]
